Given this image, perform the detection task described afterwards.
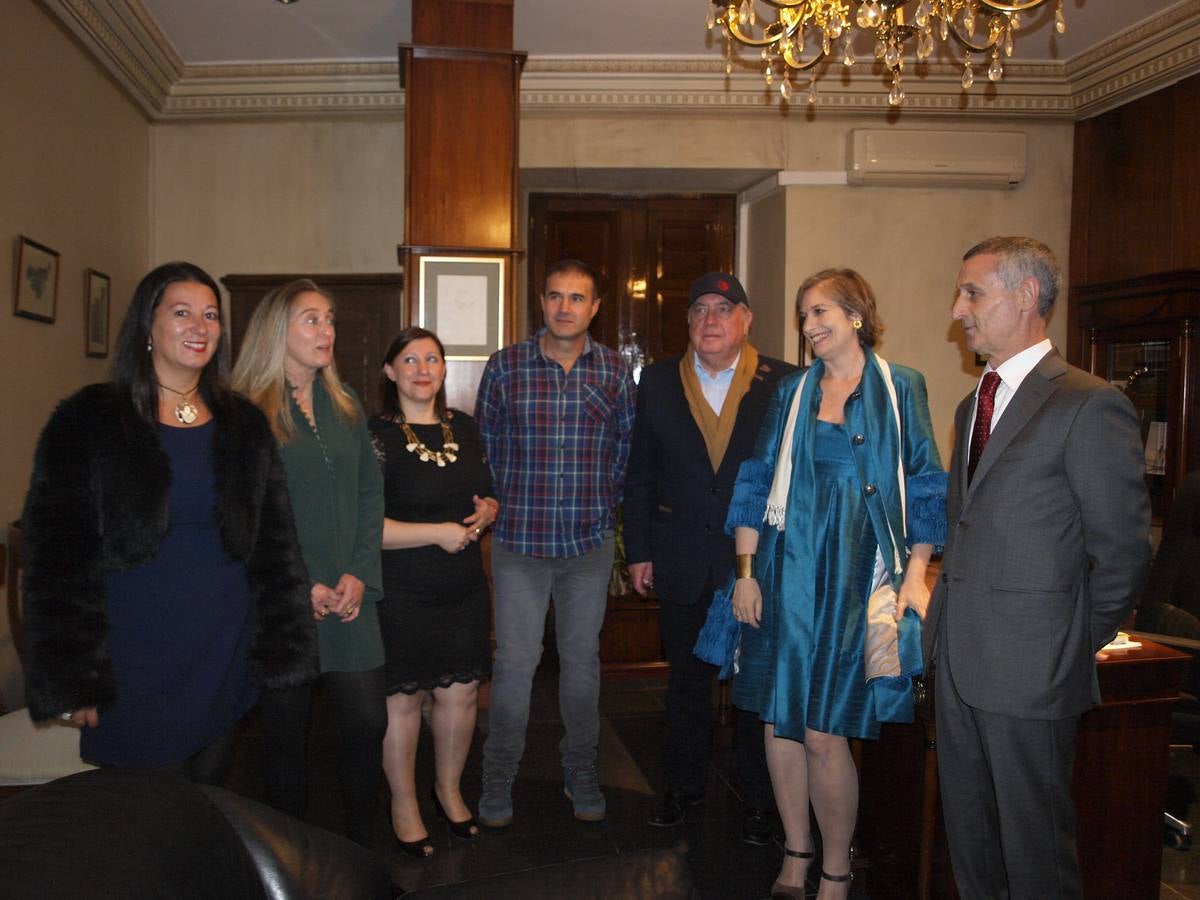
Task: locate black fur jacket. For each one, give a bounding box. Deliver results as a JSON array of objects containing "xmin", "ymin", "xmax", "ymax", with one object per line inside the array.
[{"xmin": 21, "ymin": 383, "xmax": 318, "ymax": 721}]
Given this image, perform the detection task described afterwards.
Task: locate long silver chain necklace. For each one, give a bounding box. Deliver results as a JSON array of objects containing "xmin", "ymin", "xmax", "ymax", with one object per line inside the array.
[
  {"xmin": 400, "ymin": 418, "xmax": 458, "ymax": 467},
  {"xmin": 160, "ymin": 381, "xmax": 200, "ymax": 424}
]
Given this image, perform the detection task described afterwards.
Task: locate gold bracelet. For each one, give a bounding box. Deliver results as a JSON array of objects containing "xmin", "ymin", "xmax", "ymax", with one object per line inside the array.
[{"xmin": 735, "ymin": 553, "xmax": 755, "ymax": 579}]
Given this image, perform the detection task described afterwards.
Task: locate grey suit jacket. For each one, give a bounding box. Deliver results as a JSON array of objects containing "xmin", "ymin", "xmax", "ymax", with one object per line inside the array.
[{"xmin": 924, "ymin": 349, "xmax": 1150, "ymax": 719}]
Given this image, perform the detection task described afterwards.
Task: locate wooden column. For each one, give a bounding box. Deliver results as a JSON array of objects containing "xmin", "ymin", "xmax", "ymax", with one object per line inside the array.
[{"xmin": 398, "ymin": 0, "xmax": 524, "ymax": 412}]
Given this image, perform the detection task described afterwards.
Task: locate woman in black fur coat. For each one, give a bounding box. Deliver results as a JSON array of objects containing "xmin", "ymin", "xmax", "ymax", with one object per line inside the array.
[{"xmin": 21, "ymin": 262, "xmax": 317, "ymax": 782}]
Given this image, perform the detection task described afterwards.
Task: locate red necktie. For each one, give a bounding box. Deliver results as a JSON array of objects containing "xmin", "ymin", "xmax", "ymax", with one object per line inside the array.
[{"xmin": 967, "ymin": 371, "xmax": 1001, "ymax": 484}]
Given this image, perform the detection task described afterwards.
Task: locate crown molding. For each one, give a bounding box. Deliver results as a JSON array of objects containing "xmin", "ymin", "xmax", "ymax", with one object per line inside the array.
[
  {"xmin": 41, "ymin": 0, "xmax": 181, "ymax": 116},
  {"xmin": 37, "ymin": 0, "xmax": 1200, "ymax": 122},
  {"xmin": 1066, "ymin": 0, "xmax": 1200, "ymax": 119},
  {"xmin": 518, "ymin": 58, "xmax": 1075, "ymax": 119}
]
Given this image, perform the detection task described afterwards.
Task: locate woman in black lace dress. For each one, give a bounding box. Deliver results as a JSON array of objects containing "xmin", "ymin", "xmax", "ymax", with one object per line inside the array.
[{"xmin": 369, "ymin": 327, "xmax": 498, "ymax": 858}]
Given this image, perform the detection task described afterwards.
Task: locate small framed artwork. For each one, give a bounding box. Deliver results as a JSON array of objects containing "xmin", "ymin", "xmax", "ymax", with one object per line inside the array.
[
  {"xmin": 418, "ymin": 256, "xmax": 506, "ymax": 360},
  {"xmin": 14, "ymin": 235, "xmax": 60, "ymax": 323},
  {"xmin": 85, "ymin": 268, "xmax": 111, "ymax": 358}
]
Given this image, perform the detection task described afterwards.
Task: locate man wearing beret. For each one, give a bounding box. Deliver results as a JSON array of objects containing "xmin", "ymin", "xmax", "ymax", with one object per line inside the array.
[{"xmin": 624, "ymin": 272, "xmax": 795, "ymax": 842}]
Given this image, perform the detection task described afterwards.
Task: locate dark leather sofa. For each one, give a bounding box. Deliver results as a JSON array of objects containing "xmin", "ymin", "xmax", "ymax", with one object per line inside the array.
[{"xmin": 0, "ymin": 768, "xmax": 393, "ymax": 899}]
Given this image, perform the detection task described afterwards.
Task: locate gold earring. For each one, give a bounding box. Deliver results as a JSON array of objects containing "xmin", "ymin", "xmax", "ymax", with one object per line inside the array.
[{"xmin": 852, "ymin": 318, "xmax": 863, "ymax": 331}]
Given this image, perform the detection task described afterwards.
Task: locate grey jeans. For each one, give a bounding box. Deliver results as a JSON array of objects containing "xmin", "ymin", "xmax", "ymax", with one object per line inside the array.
[{"xmin": 482, "ymin": 534, "xmax": 615, "ymax": 776}]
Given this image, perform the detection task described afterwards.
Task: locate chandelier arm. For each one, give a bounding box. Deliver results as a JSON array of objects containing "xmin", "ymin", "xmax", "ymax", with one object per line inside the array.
[
  {"xmin": 974, "ymin": 0, "xmax": 1054, "ymax": 13},
  {"xmin": 725, "ymin": 17, "xmax": 797, "ymax": 48},
  {"xmin": 945, "ymin": 21, "xmax": 1001, "ymax": 54},
  {"xmin": 780, "ymin": 49, "xmax": 827, "ymax": 72}
]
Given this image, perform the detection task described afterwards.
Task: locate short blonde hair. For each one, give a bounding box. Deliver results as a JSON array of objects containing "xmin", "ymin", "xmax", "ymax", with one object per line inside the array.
[{"xmin": 232, "ymin": 278, "xmax": 358, "ymax": 443}]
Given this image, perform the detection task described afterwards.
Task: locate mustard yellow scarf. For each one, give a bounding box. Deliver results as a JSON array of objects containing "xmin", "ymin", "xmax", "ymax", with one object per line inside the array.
[{"xmin": 679, "ymin": 344, "xmax": 760, "ymax": 472}]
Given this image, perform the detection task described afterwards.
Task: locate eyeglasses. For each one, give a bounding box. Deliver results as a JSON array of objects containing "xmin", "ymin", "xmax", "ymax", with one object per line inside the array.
[{"xmin": 687, "ymin": 301, "xmax": 738, "ymax": 322}]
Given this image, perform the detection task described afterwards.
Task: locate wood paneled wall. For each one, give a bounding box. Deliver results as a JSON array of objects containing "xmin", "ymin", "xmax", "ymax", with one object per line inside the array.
[{"xmin": 1068, "ymin": 72, "xmax": 1200, "ymax": 361}]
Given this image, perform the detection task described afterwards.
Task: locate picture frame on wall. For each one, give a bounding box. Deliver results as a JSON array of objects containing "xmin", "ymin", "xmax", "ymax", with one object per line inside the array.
[
  {"xmin": 14, "ymin": 235, "xmax": 59, "ymax": 323},
  {"xmin": 85, "ymin": 268, "xmax": 111, "ymax": 358},
  {"xmin": 418, "ymin": 255, "xmax": 505, "ymax": 360}
]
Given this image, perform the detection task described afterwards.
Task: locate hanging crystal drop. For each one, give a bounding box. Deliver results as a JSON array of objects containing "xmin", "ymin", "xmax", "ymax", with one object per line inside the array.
[
  {"xmin": 940, "ymin": 16, "xmax": 949, "ymax": 41},
  {"xmin": 867, "ymin": 2, "xmax": 883, "ymax": 27},
  {"xmin": 961, "ymin": 59, "xmax": 974, "ymax": 90},
  {"xmin": 888, "ymin": 73, "xmax": 905, "ymax": 106},
  {"xmin": 725, "ymin": 60, "xmax": 734, "ymax": 75},
  {"xmin": 988, "ymin": 49, "xmax": 1003, "ymax": 82},
  {"xmin": 875, "ymin": 38, "xmax": 886, "ymax": 60},
  {"xmin": 1003, "ymin": 27, "xmax": 1014, "ymax": 57},
  {"xmin": 822, "ymin": 31, "xmax": 831, "ymax": 56},
  {"xmin": 780, "ymin": 72, "xmax": 793, "ymax": 100},
  {"xmin": 807, "ymin": 76, "xmax": 818, "ymax": 105},
  {"xmin": 764, "ymin": 61, "xmax": 774, "ymax": 86},
  {"xmin": 964, "ymin": 7, "xmax": 975, "ymax": 37},
  {"xmin": 706, "ymin": 4, "xmax": 716, "ymax": 29},
  {"xmin": 738, "ymin": 0, "xmax": 751, "ymax": 27},
  {"xmin": 843, "ymin": 33, "xmax": 856, "ymax": 67},
  {"xmin": 1010, "ymin": 12, "xmax": 1020, "ymax": 30},
  {"xmin": 856, "ymin": 3, "xmax": 871, "ymax": 28},
  {"xmin": 917, "ymin": 28, "xmax": 933, "ymax": 60},
  {"xmin": 884, "ymin": 42, "xmax": 901, "ymax": 69},
  {"xmin": 1055, "ymin": 1, "xmax": 1066, "ymax": 34},
  {"xmin": 915, "ymin": 0, "xmax": 931, "ymax": 28}
]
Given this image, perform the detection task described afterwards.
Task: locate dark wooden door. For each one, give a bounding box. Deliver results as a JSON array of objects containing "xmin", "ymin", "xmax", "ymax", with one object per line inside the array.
[
  {"xmin": 528, "ymin": 194, "xmax": 736, "ymax": 367},
  {"xmin": 222, "ymin": 273, "xmax": 404, "ymax": 418}
]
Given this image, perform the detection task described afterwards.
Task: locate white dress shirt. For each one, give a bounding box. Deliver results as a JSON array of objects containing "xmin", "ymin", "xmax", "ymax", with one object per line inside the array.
[{"xmin": 969, "ymin": 338, "xmax": 1053, "ymax": 437}]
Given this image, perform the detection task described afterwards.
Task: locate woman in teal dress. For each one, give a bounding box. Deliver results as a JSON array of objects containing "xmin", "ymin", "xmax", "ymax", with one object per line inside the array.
[
  {"xmin": 233, "ymin": 279, "xmax": 386, "ymax": 844},
  {"xmin": 726, "ymin": 270, "xmax": 946, "ymax": 899}
]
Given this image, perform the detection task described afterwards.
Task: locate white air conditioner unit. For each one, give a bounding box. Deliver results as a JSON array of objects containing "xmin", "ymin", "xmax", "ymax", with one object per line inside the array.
[{"xmin": 847, "ymin": 129, "xmax": 1027, "ymax": 189}]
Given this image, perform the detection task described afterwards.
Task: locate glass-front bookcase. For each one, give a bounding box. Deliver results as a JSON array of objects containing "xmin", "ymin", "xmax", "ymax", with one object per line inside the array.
[{"xmin": 1077, "ymin": 272, "xmax": 1200, "ymax": 522}]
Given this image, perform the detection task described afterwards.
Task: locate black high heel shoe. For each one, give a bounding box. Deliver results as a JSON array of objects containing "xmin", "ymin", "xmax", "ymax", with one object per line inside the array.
[
  {"xmin": 770, "ymin": 846, "xmax": 814, "ymax": 900},
  {"xmin": 394, "ymin": 833, "xmax": 434, "ymax": 859},
  {"xmin": 431, "ymin": 783, "xmax": 481, "ymax": 841}
]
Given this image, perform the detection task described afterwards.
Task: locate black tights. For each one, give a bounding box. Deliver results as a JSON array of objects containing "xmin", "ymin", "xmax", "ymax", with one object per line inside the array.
[{"xmin": 258, "ymin": 667, "xmax": 387, "ymax": 843}]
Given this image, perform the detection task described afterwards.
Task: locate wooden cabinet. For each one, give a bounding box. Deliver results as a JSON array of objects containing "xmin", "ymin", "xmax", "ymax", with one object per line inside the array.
[{"xmin": 1075, "ymin": 271, "xmax": 1200, "ymax": 520}]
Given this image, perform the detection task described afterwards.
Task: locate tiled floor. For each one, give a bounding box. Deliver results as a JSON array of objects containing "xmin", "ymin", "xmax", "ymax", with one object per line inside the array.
[{"xmin": 229, "ymin": 664, "xmax": 1200, "ymax": 899}]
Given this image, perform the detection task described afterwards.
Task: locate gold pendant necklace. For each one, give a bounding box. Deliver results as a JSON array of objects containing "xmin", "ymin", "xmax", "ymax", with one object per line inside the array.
[
  {"xmin": 160, "ymin": 381, "xmax": 201, "ymax": 424},
  {"xmin": 400, "ymin": 419, "xmax": 458, "ymax": 467}
]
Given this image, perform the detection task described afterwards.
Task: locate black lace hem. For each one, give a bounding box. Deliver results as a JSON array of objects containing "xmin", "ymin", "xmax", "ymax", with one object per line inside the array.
[{"xmin": 388, "ymin": 669, "xmax": 490, "ymax": 695}]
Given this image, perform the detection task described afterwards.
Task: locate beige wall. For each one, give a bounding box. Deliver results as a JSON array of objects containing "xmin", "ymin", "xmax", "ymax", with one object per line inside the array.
[
  {"xmin": 743, "ymin": 189, "xmax": 789, "ymax": 361},
  {"xmin": 521, "ymin": 112, "xmax": 1074, "ymax": 460},
  {"xmin": 150, "ymin": 119, "xmax": 406, "ymax": 279},
  {"xmin": 0, "ymin": 0, "xmax": 150, "ymax": 528}
]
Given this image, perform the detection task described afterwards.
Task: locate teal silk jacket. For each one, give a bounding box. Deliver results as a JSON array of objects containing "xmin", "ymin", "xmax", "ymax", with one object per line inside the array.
[
  {"xmin": 724, "ymin": 350, "xmax": 947, "ymax": 729},
  {"xmin": 279, "ymin": 379, "xmax": 385, "ymax": 673}
]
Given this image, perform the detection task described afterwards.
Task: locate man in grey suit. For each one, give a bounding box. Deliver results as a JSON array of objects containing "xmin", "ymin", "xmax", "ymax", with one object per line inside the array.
[{"xmin": 925, "ymin": 236, "xmax": 1150, "ymax": 899}]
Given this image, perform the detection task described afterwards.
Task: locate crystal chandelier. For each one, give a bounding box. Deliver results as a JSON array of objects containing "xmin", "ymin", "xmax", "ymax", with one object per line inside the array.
[{"xmin": 707, "ymin": 0, "xmax": 1067, "ymax": 106}]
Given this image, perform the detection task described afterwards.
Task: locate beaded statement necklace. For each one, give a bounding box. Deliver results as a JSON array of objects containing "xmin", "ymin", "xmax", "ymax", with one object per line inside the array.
[{"xmin": 400, "ymin": 419, "xmax": 459, "ymax": 467}]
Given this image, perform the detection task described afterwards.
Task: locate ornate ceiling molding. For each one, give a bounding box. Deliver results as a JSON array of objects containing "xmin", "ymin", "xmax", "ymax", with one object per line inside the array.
[
  {"xmin": 518, "ymin": 59, "xmax": 1074, "ymax": 118},
  {"xmin": 37, "ymin": 0, "xmax": 1200, "ymax": 122}
]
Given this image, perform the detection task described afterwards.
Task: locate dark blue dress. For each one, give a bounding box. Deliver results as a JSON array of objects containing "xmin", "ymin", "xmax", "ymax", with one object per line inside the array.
[{"xmin": 82, "ymin": 420, "xmax": 258, "ymax": 767}]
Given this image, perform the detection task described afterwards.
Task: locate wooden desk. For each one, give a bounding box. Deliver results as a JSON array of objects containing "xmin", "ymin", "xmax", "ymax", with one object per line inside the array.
[{"xmin": 857, "ymin": 637, "xmax": 1189, "ymax": 899}]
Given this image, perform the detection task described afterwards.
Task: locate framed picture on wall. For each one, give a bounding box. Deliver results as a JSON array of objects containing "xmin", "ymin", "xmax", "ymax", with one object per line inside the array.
[
  {"xmin": 85, "ymin": 268, "xmax": 111, "ymax": 358},
  {"xmin": 14, "ymin": 235, "xmax": 59, "ymax": 323},
  {"xmin": 418, "ymin": 256, "xmax": 505, "ymax": 359}
]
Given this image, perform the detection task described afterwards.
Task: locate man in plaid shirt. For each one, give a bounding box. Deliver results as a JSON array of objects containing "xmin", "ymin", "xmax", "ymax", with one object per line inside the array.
[{"xmin": 475, "ymin": 258, "xmax": 635, "ymax": 827}]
